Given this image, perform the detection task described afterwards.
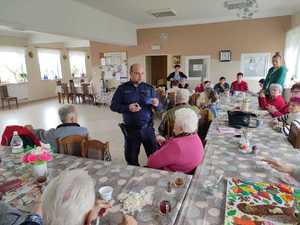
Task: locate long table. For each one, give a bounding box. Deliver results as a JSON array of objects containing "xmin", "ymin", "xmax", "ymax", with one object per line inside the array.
[
  {"xmin": 175, "ymin": 96, "xmax": 300, "ymax": 225},
  {"xmin": 2, "ymin": 96, "xmax": 300, "ymax": 225},
  {"xmin": 0, "ymin": 147, "xmax": 192, "ymax": 225}
]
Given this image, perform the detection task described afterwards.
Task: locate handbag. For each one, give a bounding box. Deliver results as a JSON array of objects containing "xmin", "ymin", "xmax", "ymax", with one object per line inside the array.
[
  {"xmin": 288, "ymin": 120, "xmax": 300, "ymax": 149},
  {"xmin": 227, "ymin": 111, "xmax": 259, "ymax": 129}
]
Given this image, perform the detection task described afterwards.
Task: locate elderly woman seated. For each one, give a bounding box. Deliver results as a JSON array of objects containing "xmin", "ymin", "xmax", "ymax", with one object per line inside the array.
[
  {"xmin": 26, "ymin": 105, "xmax": 88, "ymax": 152},
  {"xmin": 17, "ymin": 169, "xmax": 136, "ymax": 225},
  {"xmin": 196, "ymin": 85, "xmax": 218, "ymax": 113},
  {"xmin": 158, "ymin": 89, "xmax": 199, "ymax": 138},
  {"xmin": 272, "ymin": 96, "xmax": 300, "ymax": 135},
  {"xmin": 258, "ymin": 83, "xmax": 287, "ymax": 117},
  {"xmin": 148, "ymin": 108, "xmax": 204, "ymax": 174}
]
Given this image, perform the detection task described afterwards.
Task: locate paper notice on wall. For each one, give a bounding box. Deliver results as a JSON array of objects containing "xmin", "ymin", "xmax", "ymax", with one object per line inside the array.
[{"xmin": 193, "ymin": 64, "xmax": 203, "ymax": 71}]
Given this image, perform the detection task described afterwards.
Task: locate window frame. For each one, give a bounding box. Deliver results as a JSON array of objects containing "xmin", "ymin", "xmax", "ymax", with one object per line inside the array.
[
  {"xmin": 69, "ymin": 51, "xmax": 87, "ymax": 78},
  {"xmin": 0, "ymin": 46, "xmax": 28, "ymax": 84},
  {"xmin": 37, "ymin": 48, "xmax": 63, "ymax": 81}
]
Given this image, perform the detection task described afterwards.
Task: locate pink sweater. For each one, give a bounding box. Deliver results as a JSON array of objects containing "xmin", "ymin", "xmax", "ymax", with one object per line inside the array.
[{"xmin": 147, "ymin": 134, "xmax": 204, "ymax": 174}]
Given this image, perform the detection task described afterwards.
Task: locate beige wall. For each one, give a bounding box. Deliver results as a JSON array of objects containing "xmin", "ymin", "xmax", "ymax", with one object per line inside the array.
[
  {"xmin": 89, "ymin": 41, "xmax": 127, "ymax": 67},
  {"xmin": 90, "ymin": 16, "xmax": 291, "ymax": 92},
  {"xmin": 128, "ymin": 16, "xmax": 290, "ymax": 92},
  {"xmin": 292, "ymin": 11, "xmax": 300, "ymax": 28},
  {"xmin": 0, "ymin": 36, "xmax": 92, "ymax": 102}
]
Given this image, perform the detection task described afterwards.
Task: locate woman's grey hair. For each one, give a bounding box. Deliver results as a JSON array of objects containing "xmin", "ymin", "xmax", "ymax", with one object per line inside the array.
[
  {"xmin": 42, "ymin": 169, "xmax": 95, "ymax": 225},
  {"xmin": 175, "ymin": 89, "xmax": 190, "ymax": 104},
  {"xmin": 174, "ymin": 108, "xmax": 199, "ymax": 134},
  {"xmin": 270, "ymin": 83, "xmax": 282, "ymax": 94},
  {"xmin": 58, "ymin": 105, "xmax": 76, "ymax": 123}
]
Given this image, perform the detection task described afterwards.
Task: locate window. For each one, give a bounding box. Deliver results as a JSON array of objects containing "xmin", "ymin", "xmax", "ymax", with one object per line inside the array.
[
  {"xmin": 0, "ymin": 47, "xmax": 27, "ymax": 84},
  {"xmin": 69, "ymin": 51, "xmax": 86, "ymax": 78},
  {"xmin": 285, "ymin": 26, "xmax": 300, "ymax": 87},
  {"xmin": 38, "ymin": 49, "xmax": 62, "ymax": 80}
]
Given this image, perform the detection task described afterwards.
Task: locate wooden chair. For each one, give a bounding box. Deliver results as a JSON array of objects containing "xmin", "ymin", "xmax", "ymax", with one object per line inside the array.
[
  {"xmin": 0, "ymin": 85, "xmax": 18, "ymax": 109},
  {"xmin": 82, "ymin": 83, "xmax": 95, "ymax": 104},
  {"xmin": 190, "ymin": 93, "xmax": 201, "ymax": 106},
  {"xmin": 56, "ymin": 80, "xmax": 62, "ymax": 103},
  {"xmin": 69, "ymin": 80, "xmax": 82, "ymax": 104},
  {"xmin": 82, "ymin": 139, "xmax": 110, "ymax": 160},
  {"xmin": 61, "ymin": 83, "xmax": 70, "ymax": 104},
  {"xmin": 56, "ymin": 135, "xmax": 87, "ymax": 157},
  {"xmin": 167, "ymin": 92, "xmax": 176, "ymax": 109}
]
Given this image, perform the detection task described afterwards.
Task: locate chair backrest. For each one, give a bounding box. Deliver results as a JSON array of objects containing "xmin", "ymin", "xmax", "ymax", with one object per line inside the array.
[
  {"xmin": 82, "ymin": 83, "xmax": 90, "ymax": 95},
  {"xmin": 56, "ymin": 80, "xmax": 62, "ymax": 86},
  {"xmin": 167, "ymin": 92, "xmax": 176, "ymax": 107},
  {"xmin": 69, "ymin": 80, "xmax": 76, "ymax": 93},
  {"xmin": 0, "ymin": 85, "xmax": 9, "ymax": 98},
  {"xmin": 61, "ymin": 83, "xmax": 69, "ymax": 94},
  {"xmin": 82, "ymin": 139, "xmax": 109, "ymax": 160},
  {"xmin": 57, "ymin": 135, "xmax": 87, "ymax": 157},
  {"xmin": 190, "ymin": 93, "xmax": 200, "ymax": 106}
]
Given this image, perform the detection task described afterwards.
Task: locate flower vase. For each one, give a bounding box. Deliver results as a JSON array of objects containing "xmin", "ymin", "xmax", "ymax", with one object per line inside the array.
[{"xmin": 32, "ymin": 162, "xmax": 48, "ymax": 177}]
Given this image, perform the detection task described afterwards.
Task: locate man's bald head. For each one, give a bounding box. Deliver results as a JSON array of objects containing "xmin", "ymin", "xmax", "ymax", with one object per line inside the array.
[{"xmin": 130, "ymin": 64, "xmax": 144, "ymax": 84}]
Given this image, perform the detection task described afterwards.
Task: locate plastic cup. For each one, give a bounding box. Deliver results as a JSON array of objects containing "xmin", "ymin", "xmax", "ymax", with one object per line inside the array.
[{"xmin": 98, "ymin": 186, "xmax": 113, "ymax": 202}]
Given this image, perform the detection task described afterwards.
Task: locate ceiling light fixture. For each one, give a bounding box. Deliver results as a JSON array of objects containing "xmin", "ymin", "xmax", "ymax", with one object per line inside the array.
[
  {"xmin": 224, "ymin": 0, "xmax": 258, "ymax": 19},
  {"xmin": 148, "ymin": 8, "xmax": 177, "ymax": 18}
]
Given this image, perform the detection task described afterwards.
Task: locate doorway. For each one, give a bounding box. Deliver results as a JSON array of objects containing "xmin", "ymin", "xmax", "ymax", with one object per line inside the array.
[{"xmin": 145, "ymin": 55, "xmax": 168, "ymax": 86}]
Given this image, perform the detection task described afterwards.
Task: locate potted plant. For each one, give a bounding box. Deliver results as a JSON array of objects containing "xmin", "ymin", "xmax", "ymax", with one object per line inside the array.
[
  {"xmin": 19, "ymin": 73, "xmax": 27, "ymax": 82},
  {"xmin": 22, "ymin": 145, "xmax": 53, "ymax": 177}
]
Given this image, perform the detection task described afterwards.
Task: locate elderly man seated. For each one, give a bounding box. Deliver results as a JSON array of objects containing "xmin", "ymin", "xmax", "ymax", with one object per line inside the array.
[
  {"xmin": 158, "ymin": 89, "xmax": 199, "ymax": 138},
  {"xmin": 8, "ymin": 169, "xmax": 136, "ymax": 225},
  {"xmin": 27, "ymin": 105, "xmax": 88, "ymax": 152},
  {"xmin": 148, "ymin": 108, "xmax": 204, "ymax": 174}
]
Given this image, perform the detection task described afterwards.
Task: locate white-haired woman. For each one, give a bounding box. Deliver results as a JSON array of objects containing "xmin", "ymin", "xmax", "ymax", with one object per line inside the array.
[
  {"xmin": 20, "ymin": 170, "xmax": 136, "ymax": 225},
  {"xmin": 148, "ymin": 108, "xmax": 204, "ymax": 174},
  {"xmin": 259, "ymin": 83, "xmax": 287, "ymax": 117}
]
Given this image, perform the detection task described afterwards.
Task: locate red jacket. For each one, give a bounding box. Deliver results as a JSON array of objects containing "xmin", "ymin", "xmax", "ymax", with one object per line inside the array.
[
  {"xmin": 195, "ymin": 84, "xmax": 204, "ymax": 93},
  {"xmin": 1, "ymin": 125, "xmax": 41, "ymax": 146},
  {"xmin": 258, "ymin": 95, "xmax": 287, "ymax": 117},
  {"xmin": 231, "ymin": 80, "xmax": 248, "ymax": 92}
]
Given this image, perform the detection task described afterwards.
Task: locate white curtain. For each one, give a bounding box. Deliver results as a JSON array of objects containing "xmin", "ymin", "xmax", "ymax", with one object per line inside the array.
[
  {"xmin": 38, "ymin": 48, "xmax": 62, "ymax": 80},
  {"xmin": 0, "ymin": 47, "xmax": 27, "ymax": 84},
  {"xmin": 69, "ymin": 51, "xmax": 86, "ymax": 78},
  {"xmin": 285, "ymin": 26, "xmax": 300, "ymax": 87}
]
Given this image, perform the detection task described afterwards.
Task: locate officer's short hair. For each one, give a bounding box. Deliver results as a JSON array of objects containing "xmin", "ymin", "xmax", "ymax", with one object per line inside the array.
[
  {"xmin": 130, "ymin": 64, "xmax": 140, "ymax": 73},
  {"xmin": 130, "ymin": 65, "xmax": 134, "ymax": 73}
]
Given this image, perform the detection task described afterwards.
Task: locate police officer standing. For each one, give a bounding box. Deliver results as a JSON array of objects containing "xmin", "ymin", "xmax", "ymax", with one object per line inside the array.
[{"xmin": 110, "ymin": 64, "xmax": 160, "ymax": 166}]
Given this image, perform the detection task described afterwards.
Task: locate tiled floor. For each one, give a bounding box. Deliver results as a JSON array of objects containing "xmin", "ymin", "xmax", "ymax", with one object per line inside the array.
[{"xmin": 0, "ymin": 99, "xmax": 152, "ymax": 165}]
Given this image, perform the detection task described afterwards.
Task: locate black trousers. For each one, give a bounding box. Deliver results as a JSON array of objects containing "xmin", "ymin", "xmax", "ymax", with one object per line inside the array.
[{"xmin": 122, "ymin": 125, "xmax": 157, "ymax": 166}]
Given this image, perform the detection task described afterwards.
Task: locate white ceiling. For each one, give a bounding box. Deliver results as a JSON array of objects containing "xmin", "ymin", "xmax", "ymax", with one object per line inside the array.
[
  {"xmin": 74, "ymin": 0, "xmax": 300, "ymax": 28},
  {"xmin": 0, "ymin": 25, "xmax": 90, "ymax": 47}
]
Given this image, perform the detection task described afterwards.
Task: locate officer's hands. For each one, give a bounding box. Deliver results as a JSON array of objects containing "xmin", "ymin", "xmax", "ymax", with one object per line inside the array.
[
  {"xmin": 129, "ymin": 103, "xmax": 141, "ymax": 112},
  {"xmin": 151, "ymin": 98, "xmax": 159, "ymax": 107}
]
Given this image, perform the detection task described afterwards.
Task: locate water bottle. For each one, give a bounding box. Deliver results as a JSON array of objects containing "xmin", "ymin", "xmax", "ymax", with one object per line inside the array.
[{"xmin": 10, "ymin": 131, "xmax": 23, "ymax": 154}]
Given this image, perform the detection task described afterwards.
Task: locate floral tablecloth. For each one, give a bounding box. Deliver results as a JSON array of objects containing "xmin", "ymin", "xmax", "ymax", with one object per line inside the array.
[
  {"xmin": 175, "ymin": 96, "xmax": 300, "ymax": 225},
  {"xmin": 0, "ymin": 148, "xmax": 192, "ymax": 225}
]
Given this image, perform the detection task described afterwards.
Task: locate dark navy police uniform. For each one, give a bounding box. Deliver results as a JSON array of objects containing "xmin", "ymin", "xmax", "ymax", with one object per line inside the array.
[{"xmin": 111, "ymin": 81, "xmax": 159, "ymax": 166}]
